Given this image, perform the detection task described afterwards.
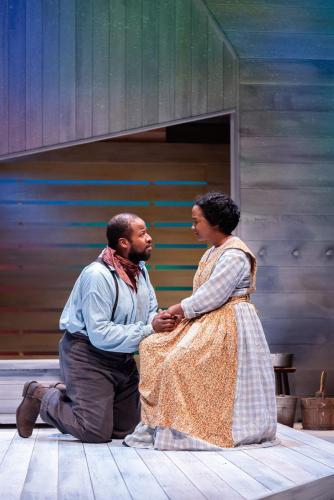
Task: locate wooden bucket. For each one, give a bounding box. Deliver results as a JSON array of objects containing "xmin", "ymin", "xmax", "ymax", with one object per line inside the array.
[
  {"xmin": 301, "ymin": 397, "xmax": 334, "ymax": 430},
  {"xmin": 276, "ymin": 395, "xmax": 297, "ymax": 427}
]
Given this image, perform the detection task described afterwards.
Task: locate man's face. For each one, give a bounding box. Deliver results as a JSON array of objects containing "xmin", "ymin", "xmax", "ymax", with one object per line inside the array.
[{"xmin": 127, "ymin": 218, "xmax": 153, "ymax": 263}]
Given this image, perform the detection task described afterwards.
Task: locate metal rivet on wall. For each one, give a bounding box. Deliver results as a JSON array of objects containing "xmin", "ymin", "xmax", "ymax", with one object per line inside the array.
[
  {"xmin": 292, "ymin": 249, "xmax": 300, "ymax": 258},
  {"xmin": 325, "ymin": 248, "xmax": 333, "ymax": 257}
]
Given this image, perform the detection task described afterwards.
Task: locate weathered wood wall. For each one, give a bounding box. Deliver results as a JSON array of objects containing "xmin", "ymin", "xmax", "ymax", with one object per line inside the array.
[
  {"xmin": 0, "ymin": 0, "xmax": 236, "ymax": 357},
  {"xmin": 0, "ymin": 0, "xmax": 236, "ymax": 159},
  {"xmin": 205, "ymin": 0, "xmax": 334, "ymax": 396},
  {"xmin": 1, "ymin": 0, "xmax": 333, "ymax": 398}
]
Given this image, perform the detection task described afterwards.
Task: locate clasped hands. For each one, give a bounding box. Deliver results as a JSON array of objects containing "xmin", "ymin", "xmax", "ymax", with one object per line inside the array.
[{"xmin": 152, "ymin": 303, "xmax": 184, "ymax": 333}]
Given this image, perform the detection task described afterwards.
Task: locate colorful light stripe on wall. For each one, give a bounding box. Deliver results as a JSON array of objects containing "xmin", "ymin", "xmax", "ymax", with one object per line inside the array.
[
  {"xmin": 1, "ymin": 200, "xmax": 150, "ymax": 206},
  {"xmin": 155, "ymin": 201, "xmax": 194, "ymax": 206},
  {"xmin": 0, "ymin": 179, "xmax": 150, "ymax": 185},
  {"xmin": 5, "ymin": 243, "xmax": 205, "ymax": 249},
  {"xmin": 0, "ymin": 179, "xmax": 207, "ymax": 185}
]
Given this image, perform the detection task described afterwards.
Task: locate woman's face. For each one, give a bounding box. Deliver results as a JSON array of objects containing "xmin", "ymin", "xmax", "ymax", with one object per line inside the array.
[{"xmin": 191, "ymin": 204, "xmax": 215, "ymax": 242}]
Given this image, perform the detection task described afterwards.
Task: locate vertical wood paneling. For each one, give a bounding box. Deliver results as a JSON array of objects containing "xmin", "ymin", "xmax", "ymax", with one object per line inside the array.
[
  {"xmin": 191, "ymin": 9, "xmax": 208, "ymax": 116},
  {"xmin": 0, "ymin": 0, "xmax": 9, "ymax": 155},
  {"xmin": 142, "ymin": 0, "xmax": 158, "ymax": 126},
  {"xmin": 1, "ymin": 0, "xmax": 236, "ymax": 159},
  {"xmin": 8, "ymin": 0, "xmax": 26, "ymax": 153},
  {"xmin": 109, "ymin": 0, "xmax": 126, "ymax": 132},
  {"xmin": 223, "ymin": 45, "xmax": 237, "ymax": 110},
  {"xmin": 207, "ymin": 22, "xmax": 224, "ymax": 113},
  {"xmin": 158, "ymin": 0, "xmax": 175, "ymax": 122},
  {"xmin": 43, "ymin": 0, "xmax": 60, "ymax": 146},
  {"xmin": 175, "ymin": 0, "xmax": 192, "ymax": 119},
  {"xmin": 126, "ymin": 0, "xmax": 143, "ymax": 129},
  {"xmin": 59, "ymin": 0, "xmax": 76, "ymax": 142},
  {"xmin": 26, "ymin": 0, "xmax": 42, "ymax": 150},
  {"xmin": 92, "ymin": 0, "xmax": 109, "ymax": 136},
  {"xmin": 76, "ymin": 0, "xmax": 93, "ymax": 139}
]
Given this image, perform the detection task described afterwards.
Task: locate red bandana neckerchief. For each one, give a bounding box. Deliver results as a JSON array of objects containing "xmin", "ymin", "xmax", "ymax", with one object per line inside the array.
[{"xmin": 101, "ymin": 246, "xmax": 141, "ymax": 292}]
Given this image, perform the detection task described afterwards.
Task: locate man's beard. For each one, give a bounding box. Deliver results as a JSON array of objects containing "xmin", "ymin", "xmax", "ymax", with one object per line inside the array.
[{"xmin": 128, "ymin": 247, "xmax": 151, "ymax": 263}]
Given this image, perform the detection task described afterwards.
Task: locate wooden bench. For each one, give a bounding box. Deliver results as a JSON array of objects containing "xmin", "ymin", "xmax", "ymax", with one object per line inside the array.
[{"xmin": 0, "ymin": 359, "xmax": 61, "ymax": 424}]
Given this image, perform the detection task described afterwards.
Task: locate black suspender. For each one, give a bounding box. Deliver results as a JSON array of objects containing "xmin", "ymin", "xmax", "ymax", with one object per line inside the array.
[
  {"xmin": 96, "ymin": 258, "xmax": 119, "ymax": 322},
  {"xmin": 95, "ymin": 258, "xmax": 147, "ymax": 322}
]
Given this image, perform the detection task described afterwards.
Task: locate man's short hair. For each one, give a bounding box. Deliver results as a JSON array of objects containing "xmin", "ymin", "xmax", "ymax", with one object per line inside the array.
[{"xmin": 106, "ymin": 213, "xmax": 139, "ymax": 249}]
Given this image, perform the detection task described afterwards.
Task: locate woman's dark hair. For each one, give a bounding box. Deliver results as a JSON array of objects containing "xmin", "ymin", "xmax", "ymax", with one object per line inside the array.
[
  {"xmin": 106, "ymin": 213, "xmax": 138, "ymax": 249},
  {"xmin": 194, "ymin": 192, "xmax": 240, "ymax": 234}
]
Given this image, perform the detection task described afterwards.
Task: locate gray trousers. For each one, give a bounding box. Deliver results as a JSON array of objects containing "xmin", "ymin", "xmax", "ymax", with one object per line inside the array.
[{"xmin": 40, "ymin": 332, "xmax": 140, "ymax": 443}]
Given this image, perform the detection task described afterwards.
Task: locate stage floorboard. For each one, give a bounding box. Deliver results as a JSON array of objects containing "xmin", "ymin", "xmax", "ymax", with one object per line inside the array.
[{"xmin": 0, "ymin": 424, "xmax": 333, "ymax": 499}]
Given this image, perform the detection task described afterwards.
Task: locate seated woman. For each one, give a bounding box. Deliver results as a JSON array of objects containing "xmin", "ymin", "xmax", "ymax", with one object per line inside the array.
[{"xmin": 125, "ymin": 192, "xmax": 277, "ymax": 450}]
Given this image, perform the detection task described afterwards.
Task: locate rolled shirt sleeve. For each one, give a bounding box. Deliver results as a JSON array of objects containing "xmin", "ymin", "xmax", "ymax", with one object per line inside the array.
[{"xmin": 181, "ymin": 250, "xmax": 249, "ymax": 319}]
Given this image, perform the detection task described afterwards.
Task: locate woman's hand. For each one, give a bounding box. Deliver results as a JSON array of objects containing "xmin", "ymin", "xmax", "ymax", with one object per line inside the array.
[{"xmin": 166, "ymin": 303, "xmax": 184, "ymax": 322}]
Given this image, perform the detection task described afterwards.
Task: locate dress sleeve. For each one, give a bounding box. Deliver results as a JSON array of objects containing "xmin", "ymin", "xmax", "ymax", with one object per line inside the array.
[{"xmin": 181, "ymin": 250, "xmax": 250, "ymax": 319}]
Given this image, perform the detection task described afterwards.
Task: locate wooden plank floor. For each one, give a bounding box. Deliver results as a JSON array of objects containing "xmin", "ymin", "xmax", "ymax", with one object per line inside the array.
[{"xmin": 0, "ymin": 424, "xmax": 334, "ymax": 499}]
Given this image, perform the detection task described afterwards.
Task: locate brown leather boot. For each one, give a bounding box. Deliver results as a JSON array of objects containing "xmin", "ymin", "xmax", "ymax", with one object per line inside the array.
[{"xmin": 16, "ymin": 381, "xmax": 49, "ymax": 438}]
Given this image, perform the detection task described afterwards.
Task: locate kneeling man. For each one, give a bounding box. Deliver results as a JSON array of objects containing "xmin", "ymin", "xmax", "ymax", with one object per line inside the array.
[{"xmin": 16, "ymin": 213, "xmax": 176, "ymax": 442}]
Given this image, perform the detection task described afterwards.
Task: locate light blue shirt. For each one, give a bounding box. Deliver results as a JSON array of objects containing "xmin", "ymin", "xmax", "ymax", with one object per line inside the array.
[{"xmin": 59, "ymin": 260, "xmax": 158, "ymax": 353}]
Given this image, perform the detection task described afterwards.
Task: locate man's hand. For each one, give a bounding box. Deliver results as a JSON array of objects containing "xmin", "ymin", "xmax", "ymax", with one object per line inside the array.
[{"xmin": 152, "ymin": 311, "xmax": 177, "ymax": 333}]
